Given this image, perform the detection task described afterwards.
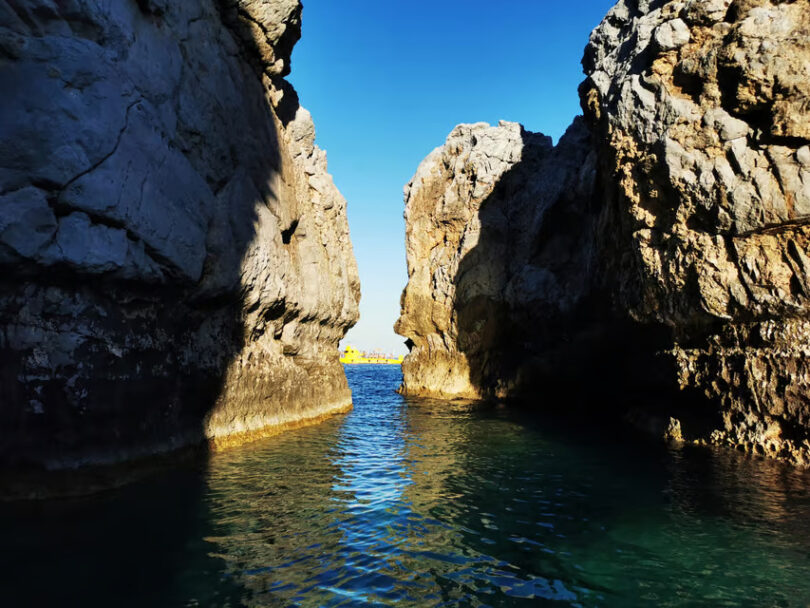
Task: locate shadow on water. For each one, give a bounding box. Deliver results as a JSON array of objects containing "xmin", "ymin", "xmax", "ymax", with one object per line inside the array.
[
  {"xmin": 399, "ymin": 396, "xmax": 810, "ymax": 606},
  {"xmin": 0, "ymin": 464, "xmax": 246, "ymax": 607},
  {"xmin": 2, "ymin": 366, "xmax": 810, "ymax": 605}
]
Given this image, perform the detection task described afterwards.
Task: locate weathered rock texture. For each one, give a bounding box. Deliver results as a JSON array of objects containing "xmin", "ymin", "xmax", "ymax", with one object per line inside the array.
[
  {"xmin": 398, "ymin": 0, "xmax": 810, "ymax": 466},
  {"xmin": 395, "ymin": 120, "xmax": 602, "ymax": 400},
  {"xmin": 581, "ymin": 0, "xmax": 810, "ymax": 464},
  {"xmin": 0, "ymin": 0, "xmax": 359, "ymax": 469}
]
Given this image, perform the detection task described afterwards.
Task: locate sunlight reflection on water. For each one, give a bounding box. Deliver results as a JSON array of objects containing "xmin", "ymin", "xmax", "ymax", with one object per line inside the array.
[{"xmin": 3, "ymin": 364, "xmax": 810, "ymax": 607}]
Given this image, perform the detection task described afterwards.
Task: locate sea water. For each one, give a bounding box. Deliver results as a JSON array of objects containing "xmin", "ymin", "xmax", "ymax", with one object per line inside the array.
[{"xmin": 2, "ymin": 365, "xmax": 810, "ymax": 606}]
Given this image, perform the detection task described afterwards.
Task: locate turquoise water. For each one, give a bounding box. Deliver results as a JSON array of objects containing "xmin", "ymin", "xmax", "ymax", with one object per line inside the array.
[{"xmin": 3, "ymin": 365, "xmax": 810, "ymax": 606}]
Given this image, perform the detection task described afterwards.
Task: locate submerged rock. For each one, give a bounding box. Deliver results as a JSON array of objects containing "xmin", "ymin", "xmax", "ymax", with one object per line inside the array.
[
  {"xmin": 398, "ymin": 0, "xmax": 810, "ymax": 466},
  {"xmin": 0, "ymin": 0, "xmax": 359, "ymax": 470}
]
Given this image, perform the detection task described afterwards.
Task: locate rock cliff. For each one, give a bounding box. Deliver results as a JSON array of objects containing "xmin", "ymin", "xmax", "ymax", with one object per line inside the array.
[
  {"xmin": 0, "ymin": 0, "xmax": 360, "ymax": 469},
  {"xmin": 398, "ymin": 0, "xmax": 810, "ymax": 465},
  {"xmin": 395, "ymin": 120, "xmax": 601, "ymax": 400},
  {"xmin": 581, "ymin": 0, "xmax": 810, "ymax": 463}
]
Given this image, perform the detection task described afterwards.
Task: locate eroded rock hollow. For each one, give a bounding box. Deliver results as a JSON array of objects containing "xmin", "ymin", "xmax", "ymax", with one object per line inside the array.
[
  {"xmin": 0, "ymin": 0, "xmax": 360, "ymax": 469},
  {"xmin": 397, "ymin": 0, "xmax": 810, "ymax": 466}
]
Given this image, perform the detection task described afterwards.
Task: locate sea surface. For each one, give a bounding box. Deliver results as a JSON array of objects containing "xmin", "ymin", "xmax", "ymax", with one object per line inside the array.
[{"xmin": 3, "ymin": 365, "xmax": 810, "ymax": 606}]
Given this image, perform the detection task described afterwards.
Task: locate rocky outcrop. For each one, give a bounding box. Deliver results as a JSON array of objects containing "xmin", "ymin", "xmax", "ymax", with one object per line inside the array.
[
  {"xmin": 0, "ymin": 0, "xmax": 359, "ymax": 469},
  {"xmin": 580, "ymin": 0, "xmax": 810, "ymax": 464},
  {"xmin": 398, "ymin": 0, "xmax": 810, "ymax": 466},
  {"xmin": 395, "ymin": 120, "xmax": 601, "ymax": 400}
]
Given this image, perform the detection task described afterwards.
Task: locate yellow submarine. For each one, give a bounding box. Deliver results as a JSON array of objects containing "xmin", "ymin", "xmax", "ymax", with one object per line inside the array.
[{"xmin": 340, "ymin": 345, "xmax": 404, "ymax": 365}]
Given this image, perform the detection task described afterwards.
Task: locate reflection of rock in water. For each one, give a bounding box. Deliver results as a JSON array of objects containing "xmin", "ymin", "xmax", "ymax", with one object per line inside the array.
[
  {"xmin": 401, "ymin": 398, "xmax": 479, "ymax": 507},
  {"xmin": 405, "ymin": 404, "xmax": 810, "ymax": 605},
  {"xmin": 201, "ymin": 368, "xmax": 420, "ymax": 606},
  {"xmin": 0, "ymin": 0, "xmax": 359, "ymax": 472},
  {"xmin": 10, "ymin": 368, "xmax": 809, "ymax": 605},
  {"xmin": 664, "ymin": 444, "xmax": 810, "ymax": 529},
  {"xmin": 200, "ymin": 420, "xmax": 347, "ymax": 605}
]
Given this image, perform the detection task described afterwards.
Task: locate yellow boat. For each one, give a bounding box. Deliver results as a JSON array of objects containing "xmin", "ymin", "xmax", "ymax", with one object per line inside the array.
[{"xmin": 340, "ymin": 345, "xmax": 404, "ymax": 365}]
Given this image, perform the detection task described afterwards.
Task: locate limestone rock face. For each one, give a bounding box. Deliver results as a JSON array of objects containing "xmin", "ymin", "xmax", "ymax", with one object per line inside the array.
[
  {"xmin": 580, "ymin": 0, "xmax": 810, "ymax": 464},
  {"xmin": 399, "ymin": 0, "xmax": 810, "ymax": 466},
  {"xmin": 0, "ymin": 0, "xmax": 359, "ymax": 469},
  {"xmin": 395, "ymin": 120, "xmax": 598, "ymax": 399}
]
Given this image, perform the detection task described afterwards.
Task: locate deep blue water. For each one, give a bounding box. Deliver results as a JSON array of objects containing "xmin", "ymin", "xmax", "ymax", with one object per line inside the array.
[{"xmin": 3, "ymin": 365, "xmax": 810, "ymax": 606}]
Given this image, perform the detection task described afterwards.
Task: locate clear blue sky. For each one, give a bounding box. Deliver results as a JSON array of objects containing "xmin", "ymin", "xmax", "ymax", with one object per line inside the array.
[{"xmin": 289, "ymin": 0, "xmax": 616, "ymax": 355}]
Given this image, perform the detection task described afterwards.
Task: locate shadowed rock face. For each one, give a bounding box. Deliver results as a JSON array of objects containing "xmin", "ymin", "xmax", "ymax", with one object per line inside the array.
[
  {"xmin": 398, "ymin": 0, "xmax": 810, "ymax": 466},
  {"xmin": 0, "ymin": 0, "xmax": 360, "ymax": 470}
]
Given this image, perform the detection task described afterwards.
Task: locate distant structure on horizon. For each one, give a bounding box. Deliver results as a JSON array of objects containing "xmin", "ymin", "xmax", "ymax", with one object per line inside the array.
[{"xmin": 340, "ymin": 345, "xmax": 404, "ymax": 365}]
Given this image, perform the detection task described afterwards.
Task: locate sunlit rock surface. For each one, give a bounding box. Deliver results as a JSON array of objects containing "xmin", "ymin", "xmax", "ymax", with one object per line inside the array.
[
  {"xmin": 0, "ymin": 0, "xmax": 360, "ymax": 469},
  {"xmin": 581, "ymin": 0, "xmax": 810, "ymax": 464},
  {"xmin": 395, "ymin": 120, "xmax": 598, "ymax": 400},
  {"xmin": 399, "ymin": 0, "xmax": 810, "ymax": 466}
]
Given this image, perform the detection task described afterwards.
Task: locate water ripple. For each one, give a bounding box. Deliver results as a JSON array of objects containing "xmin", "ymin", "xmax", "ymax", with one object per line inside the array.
[{"xmin": 3, "ymin": 365, "xmax": 810, "ymax": 606}]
